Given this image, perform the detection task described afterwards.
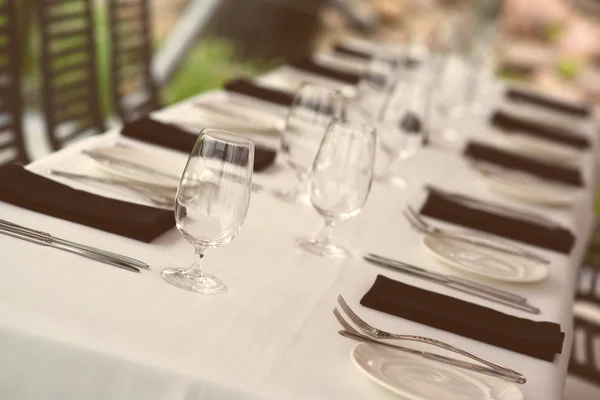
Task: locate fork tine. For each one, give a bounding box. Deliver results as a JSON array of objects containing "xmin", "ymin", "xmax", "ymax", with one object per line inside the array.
[
  {"xmin": 332, "ymin": 308, "xmax": 362, "ymax": 335},
  {"xmin": 336, "ymin": 295, "xmax": 378, "ymax": 338}
]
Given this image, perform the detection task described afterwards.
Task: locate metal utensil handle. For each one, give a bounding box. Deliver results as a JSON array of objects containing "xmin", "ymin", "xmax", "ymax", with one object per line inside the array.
[
  {"xmin": 0, "ymin": 225, "xmax": 140, "ymax": 273},
  {"xmin": 447, "ymin": 282, "xmax": 540, "ymax": 314},
  {"xmin": 365, "ymin": 253, "xmax": 528, "ymax": 304},
  {"xmin": 437, "ymin": 231, "xmax": 550, "ymax": 265},
  {"xmin": 339, "ymin": 330, "xmax": 525, "ymax": 384},
  {"xmin": 0, "ymin": 218, "xmax": 149, "ymax": 269},
  {"xmin": 426, "ymin": 185, "xmax": 558, "ymax": 228}
]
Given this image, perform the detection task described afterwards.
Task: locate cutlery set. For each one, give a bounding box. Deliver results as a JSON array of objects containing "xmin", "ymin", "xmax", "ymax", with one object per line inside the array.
[
  {"xmin": 333, "ymin": 295, "xmax": 526, "ymax": 384},
  {"xmin": 0, "ymin": 219, "xmax": 147, "ymax": 273}
]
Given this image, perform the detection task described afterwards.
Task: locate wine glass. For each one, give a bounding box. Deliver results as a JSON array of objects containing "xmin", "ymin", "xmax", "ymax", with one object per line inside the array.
[
  {"xmin": 275, "ymin": 83, "xmax": 345, "ymax": 204},
  {"xmin": 297, "ymin": 119, "xmax": 376, "ymax": 259},
  {"xmin": 162, "ymin": 129, "xmax": 255, "ymax": 294},
  {"xmin": 373, "ymin": 77, "xmax": 429, "ymax": 188}
]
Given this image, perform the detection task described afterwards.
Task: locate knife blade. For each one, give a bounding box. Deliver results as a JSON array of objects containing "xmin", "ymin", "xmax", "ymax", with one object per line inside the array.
[
  {"xmin": 364, "ymin": 254, "xmax": 539, "ymax": 314},
  {"xmin": 0, "ymin": 219, "xmax": 149, "ymax": 270}
]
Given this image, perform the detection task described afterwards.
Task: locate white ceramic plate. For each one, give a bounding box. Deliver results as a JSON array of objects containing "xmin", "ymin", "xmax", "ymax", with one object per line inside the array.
[
  {"xmin": 476, "ymin": 167, "xmax": 576, "ymax": 207},
  {"xmin": 85, "ymin": 146, "xmax": 184, "ymax": 189},
  {"xmin": 351, "ymin": 343, "xmax": 523, "ymax": 400},
  {"xmin": 500, "ymin": 132, "xmax": 580, "ymax": 164},
  {"xmin": 422, "ymin": 235, "xmax": 548, "ymax": 283}
]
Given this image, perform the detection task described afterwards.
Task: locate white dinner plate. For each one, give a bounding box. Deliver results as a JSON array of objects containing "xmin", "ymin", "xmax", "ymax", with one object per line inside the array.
[
  {"xmin": 85, "ymin": 146, "xmax": 184, "ymax": 189},
  {"xmin": 499, "ymin": 132, "xmax": 580, "ymax": 164},
  {"xmin": 476, "ymin": 167, "xmax": 576, "ymax": 207},
  {"xmin": 351, "ymin": 343, "xmax": 523, "ymax": 400},
  {"xmin": 422, "ymin": 235, "xmax": 548, "ymax": 283}
]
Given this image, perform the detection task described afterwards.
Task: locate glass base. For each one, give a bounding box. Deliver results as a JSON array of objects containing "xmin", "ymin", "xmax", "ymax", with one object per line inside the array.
[
  {"xmin": 297, "ymin": 237, "xmax": 352, "ymax": 259},
  {"xmin": 273, "ymin": 187, "xmax": 310, "ymax": 205},
  {"xmin": 161, "ymin": 268, "xmax": 227, "ymax": 294}
]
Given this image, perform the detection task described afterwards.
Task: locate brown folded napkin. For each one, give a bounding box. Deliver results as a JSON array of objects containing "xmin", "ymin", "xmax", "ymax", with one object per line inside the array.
[
  {"xmin": 223, "ymin": 78, "xmax": 295, "ymax": 107},
  {"xmin": 332, "ymin": 43, "xmax": 420, "ymax": 68},
  {"xmin": 0, "ymin": 164, "xmax": 174, "ymax": 242},
  {"xmin": 465, "ymin": 141, "xmax": 583, "ymax": 187},
  {"xmin": 420, "ymin": 189, "xmax": 575, "ymax": 253},
  {"xmin": 490, "ymin": 111, "xmax": 590, "ymax": 149},
  {"xmin": 506, "ymin": 88, "xmax": 591, "ymax": 118},
  {"xmin": 361, "ymin": 275, "xmax": 565, "ymax": 361},
  {"xmin": 121, "ymin": 117, "xmax": 276, "ymax": 172},
  {"xmin": 287, "ymin": 57, "xmax": 362, "ymax": 85}
]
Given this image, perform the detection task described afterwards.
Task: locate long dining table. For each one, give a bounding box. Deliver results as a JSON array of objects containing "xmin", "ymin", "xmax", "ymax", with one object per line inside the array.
[{"xmin": 0, "ymin": 53, "xmax": 597, "ymax": 400}]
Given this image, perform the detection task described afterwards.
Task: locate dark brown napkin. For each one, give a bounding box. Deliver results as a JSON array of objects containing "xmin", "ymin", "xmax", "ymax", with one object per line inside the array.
[
  {"xmin": 465, "ymin": 141, "xmax": 583, "ymax": 187},
  {"xmin": 420, "ymin": 189, "xmax": 575, "ymax": 253},
  {"xmin": 0, "ymin": 164, "xmax": 174, "ymax": 242},
  {"xmin": 490, "ymin": 111, "xmax": 590, "ymax": 149},
  {"xmin": 332, "ymin": 43, "xmax": 421, "ymax": 68},
  {"xmin": 506, "ymin": 88, "xmax": 591, "ymax": 118},
  {"xmin": 121, "ymin": 117, "xmax": 276, "ymax": 172},
  {"xmin": 223, "ymin": 78, "xmax": 295, "ymax": 107},
  {"xmin": 361, "ymin": 275, "xmax": 565, "ymax": 361},
  {"xmin": 287, "ymin": 57, "xmax": 362, "ymax": 85}
]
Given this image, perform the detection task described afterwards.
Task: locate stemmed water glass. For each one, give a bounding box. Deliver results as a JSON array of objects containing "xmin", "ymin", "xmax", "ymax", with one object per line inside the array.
[
  {"xmin": 372, "ymin": 77, "xmax": 429, "ymax": 188},
  {"xmin": 162, "ymin": 129, "xmax": 254, "ymax": 294},
  {"xmin": 274, "ymin": 83, "xmax": 345, "ymax": 204},
  {"xmin": 297, "ymin": 119, "xmax": 376, "ymax": 259}
]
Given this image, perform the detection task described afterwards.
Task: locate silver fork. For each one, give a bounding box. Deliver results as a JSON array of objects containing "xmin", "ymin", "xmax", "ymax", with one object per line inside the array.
[
  {"xmin": 47, "ymin": 170, "xmax": 175, "ymax": 209},
  {"xmin": 404, "ymin": 206, "xmax": 550, "ymax": 264},
  {"xmin": 332, "ymin": 308, "xmax": 526, "ymax": 383},
  {"xmin": 336, "ymin": 295, "xmax": 526, "ymax": 384}
]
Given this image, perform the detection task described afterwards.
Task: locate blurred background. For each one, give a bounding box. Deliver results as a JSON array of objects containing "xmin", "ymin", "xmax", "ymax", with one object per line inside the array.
[{"xmin": 13, "ymin": 0, "xmax": 600, "ymax": 155}]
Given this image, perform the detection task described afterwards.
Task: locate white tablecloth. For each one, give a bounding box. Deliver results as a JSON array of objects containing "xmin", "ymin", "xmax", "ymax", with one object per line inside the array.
[{"xmin": 0, "ymin": 65, "xmax": 597, "ymax": 400}]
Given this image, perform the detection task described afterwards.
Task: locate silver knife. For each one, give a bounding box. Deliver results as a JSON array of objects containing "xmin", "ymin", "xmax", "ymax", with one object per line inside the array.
[
  {"xmin": 364, "ymin": 254, "xmax": 540, "ymax": 314},
  {"xmin": 82, "ymin": 150, "xmax": 181, "ymax": 183},
  {"xmin": 0, "ymin": 224, "xmax": 141, "ymax": 273},
  {"xmin": 0, "ymin": 219, "xmax": 149, "ymax": 270},
  {"xmin": 365, "ymin": 253, "xmax": 526, "ymax": 303},
  {"xmin": 426, "ymin": 185, "xmax": 559, "ymax": 229}
]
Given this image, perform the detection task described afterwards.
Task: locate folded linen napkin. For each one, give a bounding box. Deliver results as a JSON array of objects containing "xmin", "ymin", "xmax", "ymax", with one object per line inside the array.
[
  {"xmin": 287, "ymin": 57, "xmax": 362, "ymax": 85},
  {"xmin": 223, "ymin": 78, "xmax": 295, "ymax": 107},
  {"xmin": 361, "ymin": 274, "xmax": 565, "ymax": 361},
  {"xmin": 332, "ymin": 43, "xmax": 420, "ymax": 68},
  {"xmin": 464, "ymin": 141, "xmax": 583, "ymax": 187},
  {"xmin": 420, "ymin": 189, "xmax": 575, "ymax": 253},
  {"xmin": 490, "ymin": 111, "xmax": 590, "ymax": 149},
  {"xmin": 505, "ymin": 88, "xmax": 591, "ymax": 118},
  {"xmin": 0, "ymin": 164, "xmax": 174, "ymax": 242},
  {"xmin": 120, "ymin": 117, "xmax": 277, "ymax": 172}
]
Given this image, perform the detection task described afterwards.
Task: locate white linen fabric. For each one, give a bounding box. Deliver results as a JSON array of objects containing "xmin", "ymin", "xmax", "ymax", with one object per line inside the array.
[{"xmin": 0, "ymin": 62, "xmax": 597, "ymax": 400}]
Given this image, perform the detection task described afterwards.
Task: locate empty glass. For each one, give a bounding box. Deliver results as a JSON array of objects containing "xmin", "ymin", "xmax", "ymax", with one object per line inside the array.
[
  {"xmin": 374, "ymin": 77, "xmax": 429, "ymax": 188},
  {"xmin": 162, "ymin": 129, "xmax": 254, "ymax": 294},
  {"xmin": 297, "ymin": 119, "xmax": 376, "ymax": 259},
  {"xmin": 275, "ymin": 83, "xmax": 345, "ymax": 204}
]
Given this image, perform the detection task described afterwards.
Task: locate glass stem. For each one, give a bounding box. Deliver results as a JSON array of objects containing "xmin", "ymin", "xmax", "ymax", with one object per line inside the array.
[
  {"xmin": 316, "ymin": 220, "xmax": 335, "ymax": 245},
  {"xmin": 186, "ymin": 247, "xmax": 206, "ymax": 276}
]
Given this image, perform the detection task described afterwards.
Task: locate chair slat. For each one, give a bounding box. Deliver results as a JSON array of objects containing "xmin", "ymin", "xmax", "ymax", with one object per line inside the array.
[
  {"xmin": 37, "ymin": 0, "xmax": 105, "ymax": 150},
  {"xmin": 108, "ymin": 0, "xmax": 159, "ymax": 122}
]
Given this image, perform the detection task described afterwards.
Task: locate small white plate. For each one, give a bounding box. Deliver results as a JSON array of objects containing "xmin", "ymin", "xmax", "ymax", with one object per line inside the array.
[
  {"xmin": 422, "ymin": 235, "xmax": 548, "ymax": 283},
  {"xmin": 477, "ymin": 168, "xmax": 576, "ymax": 207},
  {"xmin": 85, "ymin": 146, "xmax": 184, "ymax": 189},
  {"xmin": 351, "ymin": 343, "xmax": 523, "ymax": 400}
]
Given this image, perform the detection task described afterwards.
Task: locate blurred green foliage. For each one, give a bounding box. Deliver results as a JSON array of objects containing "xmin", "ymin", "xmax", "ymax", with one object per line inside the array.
[
  {"xmin": 555, "ymin": 57, "xmax": 583, "ymax": 81},
  {"xmin": 19, "ymin": 4, "xmax": 275, "ymax": 117},
  {"xmin": 163, "ymin": 38, "xmax": 277, "ymax": 105}
]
